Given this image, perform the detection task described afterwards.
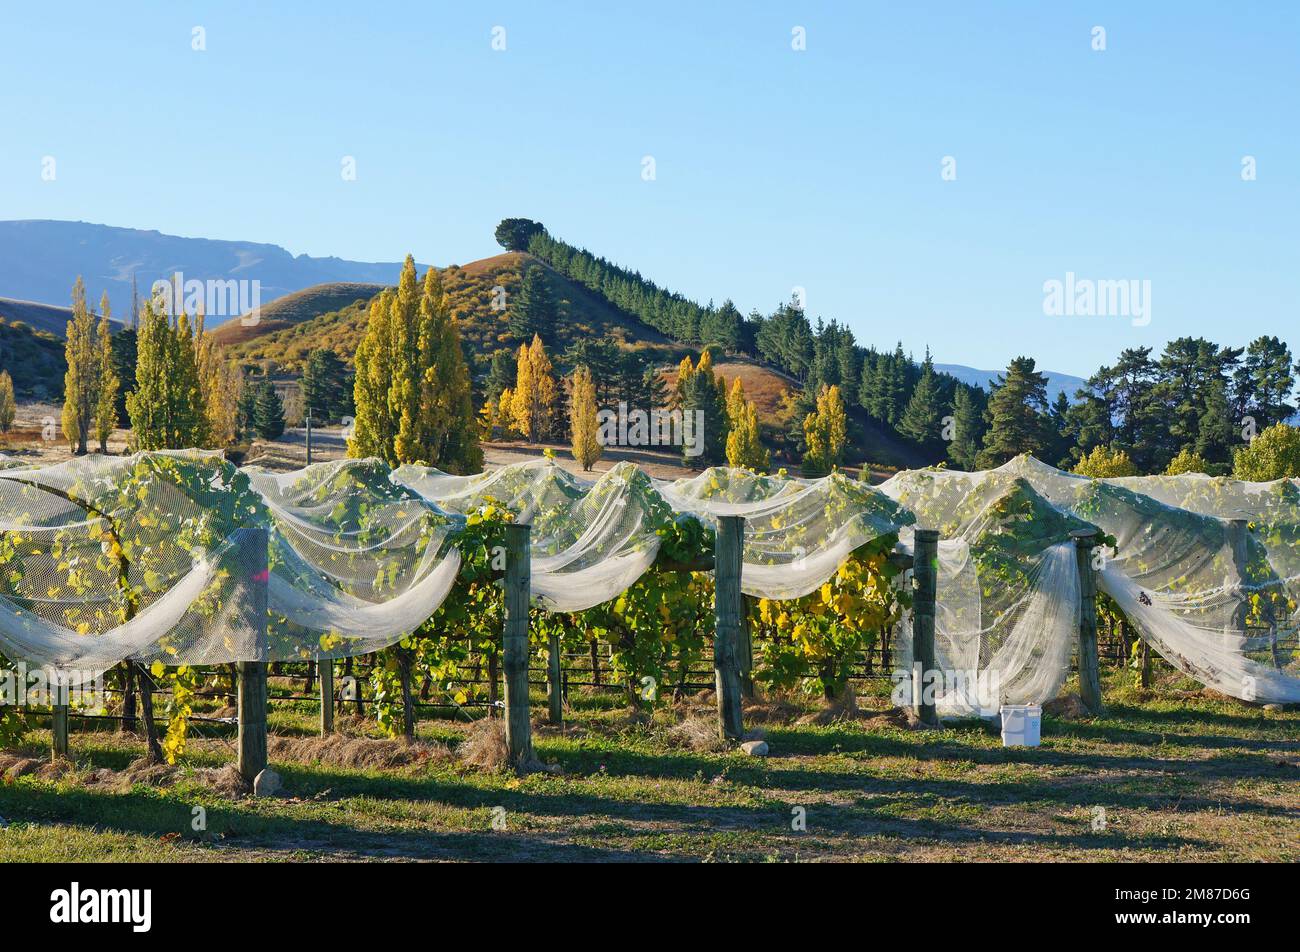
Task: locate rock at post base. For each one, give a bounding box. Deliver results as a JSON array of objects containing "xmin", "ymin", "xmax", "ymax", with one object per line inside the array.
[
  {"xmin": 739, "ymin": 740, "xmax": 769, "ymax": 757},
  {"xmin": 253, "ymin": 767, "xmax": 282, "ymax": 797}
]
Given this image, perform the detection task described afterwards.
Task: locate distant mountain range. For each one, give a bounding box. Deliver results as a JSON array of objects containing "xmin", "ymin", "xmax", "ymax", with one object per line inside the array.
[
  {"xmin": 935, "ymin": 363, "xmax": 1088, "ymax": 403},
  {"xmin": 0, "ymin": 220, "xmax": 423, "ymax": 327}
]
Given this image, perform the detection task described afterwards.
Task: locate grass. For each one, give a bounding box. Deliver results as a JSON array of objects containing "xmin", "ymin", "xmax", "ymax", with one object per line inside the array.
[{"xmin": 1, "ymin": 674, "xmax": 1296, "ymax": 863}]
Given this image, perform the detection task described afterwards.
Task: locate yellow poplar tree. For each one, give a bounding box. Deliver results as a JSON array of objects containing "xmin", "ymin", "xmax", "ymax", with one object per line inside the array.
[
  {"xmin": 349, "ymin": 258, "xmax": 482, "ymax": 472},
  {"xmin": 673, "ymin": 354, "xmax": 695, "ymax": 407},
  {"xmin": 197, "ymin": 326, "xmax": 241, "ymax": 447},
  {"xmin": 569, "ymin": 365, "xmax": 601, "ymax": 471},
  {"xmin": 62, "ymin": 277, "xmax": 100, "ymax": 455},
  {"xmin": 0, "ymin": 370, "xmax": 16, "ymax": 433},
  {"xmin": 92, "ymin": 293, "xmax": 118, "ymax": 452},
  {"xmin": 510, "ymin": 334, "xmax": 557, "ymax": 442},
  {"xmin": 725, "ymin": 378, "xmax": 769, "ymax": 471},
  {"xmin": 803, "ymin": 384, "xmax": 847, "ymax": 475}
]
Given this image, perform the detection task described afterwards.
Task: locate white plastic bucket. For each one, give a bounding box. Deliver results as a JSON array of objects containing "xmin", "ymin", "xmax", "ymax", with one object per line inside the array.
[{"xmin": 999, "ymin": 704, "xmax": 1041, "ymax": 747}]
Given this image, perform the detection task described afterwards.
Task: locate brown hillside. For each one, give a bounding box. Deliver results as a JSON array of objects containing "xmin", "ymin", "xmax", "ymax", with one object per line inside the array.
[
  {"xmin": 209, "ymin": 282, "xmax": 385, "ymax": 346},
  {"xmin": 225, "ymin": 252, "xmax": 681, "ymax": 373}
]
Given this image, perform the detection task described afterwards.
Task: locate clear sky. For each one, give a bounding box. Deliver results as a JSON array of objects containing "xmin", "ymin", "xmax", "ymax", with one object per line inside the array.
[{"xmin": 2, "ymin": 1, "xmax": 1296, "ymax": 378}]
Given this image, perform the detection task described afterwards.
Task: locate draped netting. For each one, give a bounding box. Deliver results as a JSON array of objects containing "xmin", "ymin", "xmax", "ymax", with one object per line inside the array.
[
  {"xmin": 654, "ymin": 467, "xmax": 912, "ymax": 600},
  {"xmin": 0, "ymin": 452, "xmax": 462, "ymax": 681},
  {"xmin": 1, "ymin": 450, "xmax": 1298, "ymax": 708},
  {"xmin": 393, "ymin": 459, "xmax": 665, "ymax": 612}
]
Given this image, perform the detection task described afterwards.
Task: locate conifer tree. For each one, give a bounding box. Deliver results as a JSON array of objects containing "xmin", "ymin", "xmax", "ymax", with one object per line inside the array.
[
  {"xmin": 93, "ymin": 293, "xmax": 118, "ymax": 453},
  {"xmin": 724, "ymin": 378, "xmax": 769, "ymax": 471},
  {"xmin": 0, "ymin": 371, "xmax": 15, "ymax": 433},
  {"xmin": 898, "ymin": 350, "xmax": 943, "ymax": 448},
  {"xmin": 252, "ymin": 381, "xmax": 285, "ymax": 440},
  {"xmin": 62, "ymin": 277, "xmax": 99, "ymax": 455},
  {"xmin": 509, "ymin": 266, "xmax": 558, "ymax": 342},
  {"xmin": 976, "ymin": 356, "xmax": 1053, "ymax": 468},
  {"xmin": 947, "ymin": 386, "xmax": 985, "ymax": 471},
  {"xmin": 680, "ymin": 364, "xmax": 728, "ymax": 465},
  {"xmin": 569, "ymin": 365, "xmax": 601, "ymax": 471}
]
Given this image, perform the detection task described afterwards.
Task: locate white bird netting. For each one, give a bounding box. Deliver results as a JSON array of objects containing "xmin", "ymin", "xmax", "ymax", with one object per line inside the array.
[{"xmin": 0, "ymin": 451, "xmax": 1296, "ymax": 708}]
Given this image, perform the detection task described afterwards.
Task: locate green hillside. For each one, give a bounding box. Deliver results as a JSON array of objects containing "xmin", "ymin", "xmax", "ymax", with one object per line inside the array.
[{"xmin": 0, "ymin": 317, "xmax": 66, "ymax": 399}]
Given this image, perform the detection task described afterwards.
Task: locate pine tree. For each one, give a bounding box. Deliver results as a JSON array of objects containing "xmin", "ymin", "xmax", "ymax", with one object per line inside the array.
[
  {"xmin": 510, "ymin": 266, "xmax": 558, "ymax": 342},
  {"xmin": 947, "ymin": 387, "xmax": 985, "ymax": 470},
  {"xmin": 680, "ymin": 364, "xmax": 728, "ymax": 465},
  {"xmin": 569, "ymin": 365, "xmax": 601, "ymax": 471},
  {"xmin": 252, "ymin": 381, "xmax": 286, "ymax": 440},
  {"xmin": 0, "ymin": 370, "xmax": 15, "ymax": 433},
  {"xmin": 977, "ymin": 357, "xmax": 1054, "ymax": 467},
  {"xmin": 802, "ymin": 385, "xmax": 847, "ymax": 476},
  {"xmin": 62, "ymin": 277, "xmax": 99, "ymax": 455},
  {"xmin": 302, "ymin": 349, "xmax": 348, "ymax": 421},
  {"xmin": 92, "ymin": 292, "xmax": 118, "ymax": 453},
  {"xmin": 724, "ymin": 378, "xmax": 769, "ymax": 471},
  {"xmin": 898, "ymin": 350, "xmax": 943, "ymax": 448}
]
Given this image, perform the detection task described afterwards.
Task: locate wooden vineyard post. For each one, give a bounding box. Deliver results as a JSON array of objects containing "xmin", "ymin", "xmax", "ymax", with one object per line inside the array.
[
  {"xmin": 503, "ymin": 523, "xmax": 535, "ymax": 770},
  {"xmin": 50, "ymin": 693, "xmax": 69, "ymax": 761},
  {"xmin": 1072, "ymin": 529, "xmax": 1103, "ymax": 715},
  {"xmin": 547, "ymin": 631, "xmax": 563, "ymax": 726},
  {"xmin": 319, "ymin": 657, "xmax": 335, "ymax": 736},
  {"xmin": 238, "ymin": 528, "xmax": 270, "ymax": 782},
  {"xmin": 713, "ymin": 515, "xmax": 745, "ymax": 742},
  {"xmin": 739, "ymin": 595, "xmax": 756, "ymax": 700},
  {"xmin": 911, "ymin": 529, "xmax": 940, "ymax": 728}
]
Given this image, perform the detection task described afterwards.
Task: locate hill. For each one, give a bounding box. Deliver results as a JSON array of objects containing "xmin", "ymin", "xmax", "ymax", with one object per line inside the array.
[
  {"xmin": 0, "ymin": 297, "xmax": 78, "ymax": 338},
  {"xmin": 935, "ymin": 363, "xmax": 1087, "ymax": 403},
  {"xmin": 0, "ymin": 220, "xmax": 424, "ymax": 327},
  {"xmin": 208, "ymin": 282, "xmax": 385, "ymax": 346},
  {"xmin": 0, "ymin": 317, "xmax": 66, "ymax": 399},
  {"xmin": 224, "ymin": 252, "xmax": 683, "ymax": 374}
]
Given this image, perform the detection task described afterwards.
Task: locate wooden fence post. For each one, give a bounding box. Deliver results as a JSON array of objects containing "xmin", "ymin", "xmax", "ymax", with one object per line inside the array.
[
  {"xmin": 911, "ymin": 529, "xmax": 940, "ymax": 727},
  {"xmin": 503, "ymin": 523, "xmax": 535, "ymax": 770},
  {"xmin": 738, "ymin": 595, "xmax": 756, "ymax": 700},
  {"xmin": 714, "ymin": 515, "xmax": 745, "ymax": 742},
  {"xmin": 238, "ymin": 528, "xmax": 270, "ymax": 782},
  {"xmin": 319, "ymin": 657, "xmax": 334, "ymax": 735},
  {"xmin": 547, "ymin": 632, "xmax": 563, "ymax": 725},
  {"xmin": 1072, "ymin": 529, "xmax": 1103, "ymax": 715},
  {"xmin": 51, "ymin": 690, "xmax": 69, "ymax": 761}
]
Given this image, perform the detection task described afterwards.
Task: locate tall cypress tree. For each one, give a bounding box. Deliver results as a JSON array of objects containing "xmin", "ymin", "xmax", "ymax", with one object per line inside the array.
[
  {"xmin": 947, "ymin": 386, "xmax": 985, "ymax": 471},
  {"xmin": 898, "ymin": 350, "xmax": 943, "ymax": 448},
  {"xmin": 252, "ymin": 381, "xmax": 285, "ymax": 440}
]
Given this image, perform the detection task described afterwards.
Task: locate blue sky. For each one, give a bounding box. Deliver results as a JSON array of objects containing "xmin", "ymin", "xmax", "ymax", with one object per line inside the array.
[{"xmin": 2, "ymin": 1, "xmax": 1296, "ymax": 377}]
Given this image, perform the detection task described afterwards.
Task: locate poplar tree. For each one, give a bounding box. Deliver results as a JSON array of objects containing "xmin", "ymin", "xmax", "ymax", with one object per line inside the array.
[
  {"xmin": 348, "ymin": 258, "xmax": 482, "ymax": 472},
  {"xmin": 93, "ymin": 293, "xmax": 119, "ymax": 453},
  {"xmin": 126, "ymin": 299, "xmax": 208, "ymax": 450},
  {"xmin": 198, "ymin": 330, "xmax": 241, "ymax": 447},
  {"xmin": 802, "ymin": 385, "xmax": 848, "ymax": 476},
  {"xmin": 569, "ymin": 365, "xmax": 601, "ymax": 471},
  {"xmin": 511, "ymin": 334, "xmax": 557, "ymax": 442},
  {"xmin": 0, "ymin": 371, "xmax": 15, "ymax": 433},
  {"xmin": 62, "ymin": 277, "xmax": 99, "ymax": 455},
  {"xmin": 724, "ymin": 378, "xmax": 769, "ymax": 471}
]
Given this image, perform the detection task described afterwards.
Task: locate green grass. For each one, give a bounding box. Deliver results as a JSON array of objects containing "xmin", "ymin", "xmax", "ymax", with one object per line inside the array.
[{"xmin": 1, "ymin": 674, "xmax": 1297, "ymax": 862}]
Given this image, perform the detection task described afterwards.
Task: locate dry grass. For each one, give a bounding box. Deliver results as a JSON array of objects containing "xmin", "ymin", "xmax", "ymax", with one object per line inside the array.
[
  {"xmin": 457, "ymin": 718, "xmax": 511, "ymax": 770},
  {"xmin": 269, "ymin": 734, "xmax": 452, "ymax": 771},
  {"xmin": 663, "ymin": 716, "xmax": 729, "ymax": 752}
]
